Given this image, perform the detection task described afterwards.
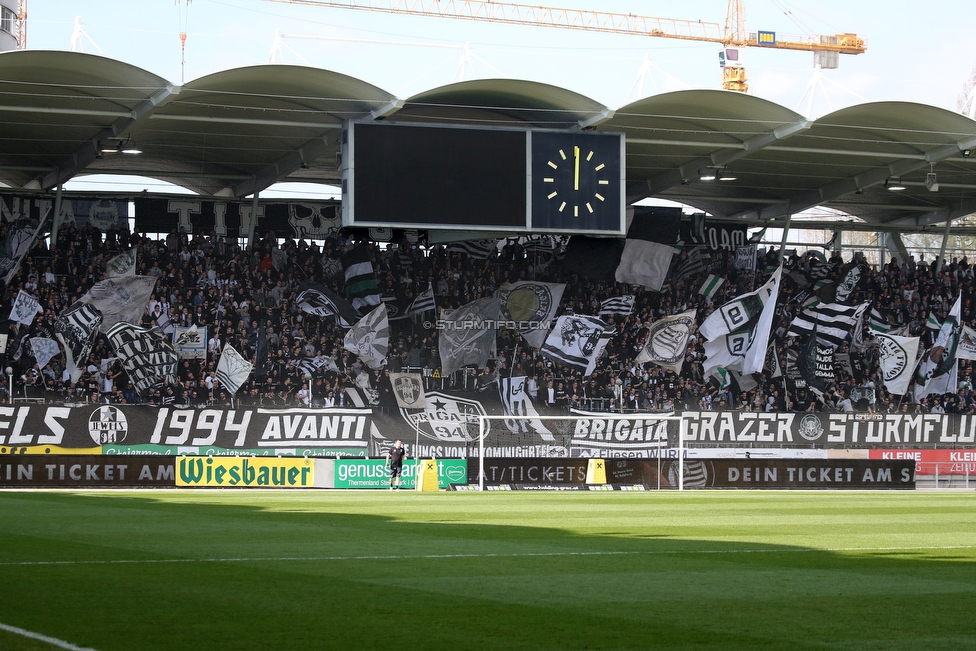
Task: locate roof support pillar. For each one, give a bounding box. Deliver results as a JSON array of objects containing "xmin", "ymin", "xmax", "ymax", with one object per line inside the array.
[
  {"xmin": 246, "ymin": 192, "xmax": 260, "ymax": 248},
  {"xmin": 936, "ymin": 218, "xmax": 952, "ymax": 275},
  {"xmin": 778, "ymin": 213, "xmax": 792, "ymax": 261},
  {"xmin": 50, "ymin": 184, "xmax": 64, "ymax": 245},
  {"xmin": 882, "ymin": 232, "xmax": 910, "ymax": 267}
]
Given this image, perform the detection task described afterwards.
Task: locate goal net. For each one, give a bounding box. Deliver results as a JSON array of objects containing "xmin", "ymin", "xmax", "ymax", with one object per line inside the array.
[{"xmin": 472, "ymin": 412, "xmax": 688, "ymax": 490}]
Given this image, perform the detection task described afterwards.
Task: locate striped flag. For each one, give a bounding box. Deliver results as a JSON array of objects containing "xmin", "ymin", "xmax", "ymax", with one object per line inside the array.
[
  {"xmin": 447, "ymin": 239, "xmax": 498, "ymax": 259},
  {"xmin": 404, "ymin": 286, "xmax": 436, "ymax": 316},
  {"xmin": 926, "ymin": 312, "xmax": 941, "ymax": 330},
  {"xmin": 342, "ymin": 245, "xmax": 381, "ymax": 311},
  {"xmin": 698, "ymin": 274, "xmax": 724, "ymax": 302},
  {"xmin": 672, "ymin": 247, "xmax": 706, "ymax": 283},
  {"xmin": 599, "ymin": 295, "xmax": 635, "ymax": 316},
  {"xmin": 868, "ymin": 308, "xmax": 891, "ymax": 333},
  {"xmin": 541, "ymin": 315, "xmax": 615, "ymax": 377},
  {"xmin": 787, "ymin": 302, "xmax": 869, "ymax": 350}
]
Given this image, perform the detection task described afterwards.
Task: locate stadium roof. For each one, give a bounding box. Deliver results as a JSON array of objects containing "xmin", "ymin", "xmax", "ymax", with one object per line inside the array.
[{"xmin": 1, "ymin": 50, "xmax": 975, "ymax": 230}]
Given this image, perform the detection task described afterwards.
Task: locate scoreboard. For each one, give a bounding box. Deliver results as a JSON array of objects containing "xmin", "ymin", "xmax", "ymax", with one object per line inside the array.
[{"xmin": 342, "ymin": 121, "xmax": 624, "ymax": 235}]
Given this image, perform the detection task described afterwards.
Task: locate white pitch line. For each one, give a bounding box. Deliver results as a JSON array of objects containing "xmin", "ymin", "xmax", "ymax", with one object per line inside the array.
[
  {"xmin": 1, "ymin": 544, "xmax": 974, "ymax": 568},
  {"xmin": 0, "ymin": 621, "xmax": 98, "ymax": 651}
]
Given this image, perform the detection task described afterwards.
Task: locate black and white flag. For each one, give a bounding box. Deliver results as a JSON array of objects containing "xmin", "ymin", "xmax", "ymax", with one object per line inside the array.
[
  {"xmin": 295, "ymin": 355, "xmax": 340, "ymax": 378},
  {"xmin": 447, "ymin": 239, "xmax": 498, "ymax": 259},
  {"xmin": 701, "ymin": 266, "xmax": 782, "ymax": 377},
  {"xmin": 105, "ymin": 249, "xmax": 136, "ymax": 277},
  {"xmin": 295, "ymin": 281, "xmax": 360, "ymax": 328},
  {"xmin": 0, "ymin": 215, "xmax": 47, "ymax": 284},
  {"xmin": 541, "ymin": 315, "xmax": 615, "ymax": 377},
  {"xmin": 497, "ymin": 281, "xmax": 565, "ymax": 349},
  {"xmin": 343, "ymin": 303, "xmax": 389, "ymax": 370},
  {"xmin": 915, "ymin": 293, "xmax": 962, "ymax": 400},
  {"xmin": 438, "ymin": 297, "xmax": 501, "ymax": 376},
  {"xmin": 636, "ymin": 309, "xmax": 697, "ymax": 374},
  {"xmin": 54, "ymin": 301, "xmax": 103, "ymax": 385},
  {"xmin": 672, "ymin": 247, "xmax": 707, "ymax": 284},
  {"xmin": 79, "ymin": 275, "xmax": 157, "ymax": 334},
  {"xmin": 498, "ymin": 375, "xmax": 557, "ymax": 443},
  {"xmin": 29, "ymin": 337, "xmax": 60, "ymax": 370},
  {"xmin": 106, "ymin": 322, "xmax": 178, "ymax": 396},
  {"xmin": 403, "ymin": 286, "xmax": 436, "ymax": 317},
  {"xmin": 787, "ymin": 301, "xmax": 869, "ymax": 350},
  {"xmin": 615, "ymin": 210, "xmax": 679, "ymax": 291},
  {"xmin": 216, "ymin": 344, "xmax": 253, "ymax": 395},
  {"xmin": 173, "ymin": 325, "xmax": 207, "ymax": 360},
  {"xmin": 599, "ymin": 295, "xmax": 635, "ymax": 316},
  {"xmin": 876, "ymin": 333, "xmax": 920, "ymax": 396},
  {"xmin": 389, "ymin": 372, "xmax": 426, "ymax": 409},
  {"xmin": 342, "ymin": 244, "xmax": 381, "ymax": 311},
  {"xmin": 10, "ymin": 290, "xmax": 41, "ymax": 325}
]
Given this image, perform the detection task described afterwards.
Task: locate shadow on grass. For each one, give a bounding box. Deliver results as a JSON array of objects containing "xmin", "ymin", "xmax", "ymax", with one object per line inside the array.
[{"xmin": 0, "ymin": 491, "xmax": 974, "ymax": 651}]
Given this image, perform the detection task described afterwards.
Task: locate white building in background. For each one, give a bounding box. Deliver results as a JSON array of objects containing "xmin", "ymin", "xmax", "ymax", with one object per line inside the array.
[{"xmin": 0, "ymin": 0, "xmax": 20, "ymax": 52}]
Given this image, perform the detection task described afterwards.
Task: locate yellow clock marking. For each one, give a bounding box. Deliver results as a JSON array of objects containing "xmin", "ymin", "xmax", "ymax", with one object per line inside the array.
[
  {"xmin": 574, "ymin": 205, "xmax": 579, "ymax": 217},
  {"xmin": 559, "ymin": 149, "xmax": 567, "ymax": 160},
  {"xmin": 573, "ymin": 146, "xmax": 580, "ymax": 191},
  {"xmin": 558, "ymin": 201, "xmax": 566, "ymax": 212},
  {"xmin": 595, "ymin": 193, "xmax": 605, "ymax": 201},
  {"xmin": 544, "ymin": 177, "xmax": 554, "ymax": 183},
  {"xmin": 547, "ymin": 191, "xmax": 558, "ymax": 199},
  {"xmin": 586, "ymin": 203, "xmax": 594, "ymax": 213},
  {"xmin": 548, "ymin": 161, "xmax": 557, "ymax": 169},
  {"xmin": 595, "ymin": 163, "xmax": 605, "ymax": 171},
  {"xmin": 586, "ymin": 150, "xmax": 594, "ymax": 161},
  {"xmin": 598, "ymin": 179, "xmax": 609, "ymax": 185}
]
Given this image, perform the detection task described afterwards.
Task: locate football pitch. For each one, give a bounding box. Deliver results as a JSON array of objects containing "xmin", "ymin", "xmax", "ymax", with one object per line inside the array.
[{"xmin": 1, "ymin": 490, "xmax": 975, "ymax": 651}]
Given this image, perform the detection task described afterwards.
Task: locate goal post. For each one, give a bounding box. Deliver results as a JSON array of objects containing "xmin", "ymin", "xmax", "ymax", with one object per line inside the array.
[{"xmin": 473, "ymin": 413, "xmax": 687, "ymax": 491}]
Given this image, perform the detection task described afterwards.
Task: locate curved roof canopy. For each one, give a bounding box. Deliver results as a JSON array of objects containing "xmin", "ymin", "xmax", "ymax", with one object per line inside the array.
[{"xmin": 1, "ymin": 50, "xmax": 975, "ymax": 229}]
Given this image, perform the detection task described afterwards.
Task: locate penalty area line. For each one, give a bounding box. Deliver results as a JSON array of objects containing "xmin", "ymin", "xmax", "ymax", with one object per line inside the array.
[
  {"xmin": 0, "ymin": 621, "xmax": 98, "ymax": 651},
  {"xmin": 1, "ymin": 544, "xmax": 974, "ymax": 568}
]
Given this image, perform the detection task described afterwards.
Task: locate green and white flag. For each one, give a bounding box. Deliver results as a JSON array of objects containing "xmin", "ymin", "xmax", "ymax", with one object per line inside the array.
[
  {"xmin": 698, "ymin": 274, "xmax": 724, "ymax": 302},
  {"xmin": 926, "ymin": 311, "xmax": 941, "ymax": 330}
]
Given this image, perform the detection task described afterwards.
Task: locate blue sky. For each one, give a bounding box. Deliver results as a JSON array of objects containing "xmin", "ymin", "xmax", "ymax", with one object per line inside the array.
[{"xmin": 21, "ymin": 0, "xmax": 976, "ymax": 196}]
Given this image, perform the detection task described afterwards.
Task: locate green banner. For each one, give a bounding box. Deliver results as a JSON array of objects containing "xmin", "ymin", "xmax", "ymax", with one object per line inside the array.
[{"xmin": 334, "ymin": 459, "xmax": 467, "ymax": 489}]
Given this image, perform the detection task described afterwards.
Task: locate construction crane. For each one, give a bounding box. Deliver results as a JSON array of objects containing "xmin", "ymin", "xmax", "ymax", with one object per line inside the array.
[{"xmin": 262, "ymin": 0, "xmax": 865, "ymax": 93}]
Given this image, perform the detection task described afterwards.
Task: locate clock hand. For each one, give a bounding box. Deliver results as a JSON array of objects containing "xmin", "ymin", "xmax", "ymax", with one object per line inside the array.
[{"xmin": 574, "ymin": 145, "xmax": 580, "ymax": 191}]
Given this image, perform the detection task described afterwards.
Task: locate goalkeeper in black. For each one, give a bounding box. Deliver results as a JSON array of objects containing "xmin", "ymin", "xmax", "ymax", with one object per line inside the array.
[{"xmin": 386, "ymin": 439, "xmax": 406, "ymax": 490}]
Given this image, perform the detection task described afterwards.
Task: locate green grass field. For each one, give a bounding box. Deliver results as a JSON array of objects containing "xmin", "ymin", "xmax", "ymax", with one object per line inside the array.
[{"xmin": 1, "ymin": 490, "xmax": 975, "ymax": 650}]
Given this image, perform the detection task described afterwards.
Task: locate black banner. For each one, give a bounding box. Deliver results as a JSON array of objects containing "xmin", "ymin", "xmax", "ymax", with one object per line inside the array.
[
  {"xmin": 133, "ymin": 198, "xmax": 341, "ymax": 239},
  {"xmin": 2, "ymin": 404, "xmax": 976, "ymax": 457},
  {"xmin": 0, "ymin": 455, "xmax": 175, "ymax": 487},
  {"xmin": 666, "ymin": 459, "xmax": 915, "ymax": 489},
  {"xmin": 470, "ymin": 457, "xmax": 915, "ymax": 489},
  {"xmin": 680, "ymin": 220, "xmax": 749, "ymax": 252},
  {"xmin": 1, "ymin": 194, "xmax": 128, "ymax": 231}
]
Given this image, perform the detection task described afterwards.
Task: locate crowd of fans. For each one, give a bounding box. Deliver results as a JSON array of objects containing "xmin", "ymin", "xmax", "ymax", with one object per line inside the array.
[{"xmin": 3, "ymin": 219, "xmax": 974, "ymax": 415}]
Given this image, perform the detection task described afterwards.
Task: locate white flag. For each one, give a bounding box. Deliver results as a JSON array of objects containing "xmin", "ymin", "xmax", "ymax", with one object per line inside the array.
[
  {"xmin": 10, "ymin": 290, "xmax": 41, "ymax": 325},
  {"xmin": 29, "ymin": 337, "xmax": 60, "ymax": 369},
  {"xmin": 956, "ymin": 325, "xmax": 976, "ymax": 361},
  {"xmin": 216, "ymin": 344, "xmax": 253, "ymax": 395},
  {"xmin": 497, "ymin": 281, "xmax": 565, "ymax": 349},
  {"xmin": 80, "ymin": 275, "xmax": 157, "ymax": 334},
  {"xmin": 343, "ymin": 303, "xmax": 389, "ymax": 370},
  {"xmin": 701, "ymin": 266, "xmax": 782, "ymax": 376},
  {"xmin": 915, "ymin": 293, "xmax": 962, "ymax": 400},
  {"xmin": 541, "ymin": 315, "xmax": 615, "ymax": 377},
  {"xmin": 106, "ymin": 249, "xmax": 136, "ymax": 277},
  {"xmin": 389, "ymin": 372, "xmax": 426, "ymax": 409},
  {"xmin": 876, "ymin": 333, "xmax": 920, "ymax": 396},
  {"xmin": 636, "ymin": 309, "xmax": 696, "ymax": 374}
]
